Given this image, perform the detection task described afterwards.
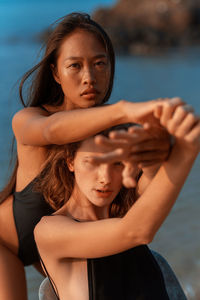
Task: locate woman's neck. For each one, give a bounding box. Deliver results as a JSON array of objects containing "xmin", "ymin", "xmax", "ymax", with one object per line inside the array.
[
  {"xmin": 43, "ymin": 101, "xmax": 69, "ymax": 113},
  {"xmin": 58, "ymin": 194, "xmax": 110, "ymax": 222}
]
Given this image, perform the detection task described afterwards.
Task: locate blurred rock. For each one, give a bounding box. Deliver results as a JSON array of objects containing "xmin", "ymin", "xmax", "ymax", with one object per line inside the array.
[{"xmin": 92, "ymin": 0, "xmax": 200, "ymax": 54}]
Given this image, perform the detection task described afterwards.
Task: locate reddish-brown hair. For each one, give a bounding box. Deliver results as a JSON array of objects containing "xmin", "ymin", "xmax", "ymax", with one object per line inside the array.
[{"xmin": 35, "ymin": 125, "xmax": 137, "ymax": 217}]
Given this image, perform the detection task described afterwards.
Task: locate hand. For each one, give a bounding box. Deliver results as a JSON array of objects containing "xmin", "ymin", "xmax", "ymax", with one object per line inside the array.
[
  {"xmin": 90, "ymin": 125, "xmax": 171, "ymax": 188},
  {"xmin": 154, "ymin": 103, "xmax": 200, "ymax": 154},
  {"xmin": 92, "ymin": 125, "xmax": 170, "ymax": 165},
  {"xmin": 122, "ymin": 97, "xmax": 183, "ymax": 125}
]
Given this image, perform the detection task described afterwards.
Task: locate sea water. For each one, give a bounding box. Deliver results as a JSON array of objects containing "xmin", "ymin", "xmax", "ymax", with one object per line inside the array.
[{"xmin": 0, "ymin": 0, "xmax": 200, "ymax": 299}]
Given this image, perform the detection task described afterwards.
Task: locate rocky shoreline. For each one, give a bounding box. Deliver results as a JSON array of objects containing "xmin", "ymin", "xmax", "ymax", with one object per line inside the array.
[
  {"xmin": 32, "ymin": 0, "xmax": 200, "ymax": 55},
  {"xmin": 92, "ymin": 0, "xmax": 200, "ymax": 55}
]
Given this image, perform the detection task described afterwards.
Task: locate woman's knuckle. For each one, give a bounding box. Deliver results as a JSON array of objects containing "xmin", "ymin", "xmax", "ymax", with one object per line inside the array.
[
  {"xmin": 177, "ymin": 105, "xmax": 185, "ymax": 114},
  {"xmin": 188, "ymin": 113, "xmax": 196, "ymax": 122}
]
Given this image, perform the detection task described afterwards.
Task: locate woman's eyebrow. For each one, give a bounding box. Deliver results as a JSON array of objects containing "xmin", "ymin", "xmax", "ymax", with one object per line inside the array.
[
  {"xmin": 64, "ymin": 54, "xmax": 107, "ymax": 61},
  {"xmin": 83, "ymin": 155, "xmax": 93, "ymax": 159}
]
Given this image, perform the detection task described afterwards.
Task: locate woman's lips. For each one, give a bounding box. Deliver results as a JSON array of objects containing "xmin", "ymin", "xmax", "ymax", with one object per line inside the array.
[
  {"xmin": 81, "ymin": 88, "xmax": 99, "ymax": 100},
  {"xmin": 94, "ymin": 189, "xmax": 112, "ymax": 198},
  {"xmin": 81, "ymin": 93, "xmax": 97, "ymax": 100}
]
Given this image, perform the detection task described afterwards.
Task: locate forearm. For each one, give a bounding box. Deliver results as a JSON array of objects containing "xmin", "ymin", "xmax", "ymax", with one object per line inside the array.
[
  {"xmin": 136, "ymin": 164, "xmax": 161, "ymax": 198},
  {"xmin": 43, "ymin": 102, "xmax": 125, "ymax": 144},
  {"xmin": 35, "ymin": 144, "xmax": 197, "ymax": 260},
  {"xmin": 14, "ymin": 99, "xmax": 163, "ymax": 146},
  {"xmin": 122, "ymin": 142, "xmax": 198, "ymax": 246}
]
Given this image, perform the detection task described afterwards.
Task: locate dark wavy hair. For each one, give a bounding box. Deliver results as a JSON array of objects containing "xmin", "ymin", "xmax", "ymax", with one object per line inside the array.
[
  {"xmin": 0, "ymin": 12, "xmax": 115, "ymax": 204},
  {"xmin": 35, "ymin": 125, "xmax": 137, "ymax": 217},
  {"xmin": 20, "ymin": 12, "xmax": 115, "ymax": 107}
]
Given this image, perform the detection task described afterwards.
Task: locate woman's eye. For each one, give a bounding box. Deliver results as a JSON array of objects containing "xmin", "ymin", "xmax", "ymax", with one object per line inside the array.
[
  {"xmin": 69, "ymin": 63, "xmax": 81, "ymax": 69},
  {"xmin": 95, "ymin": 61, "xmax": 106, "ymax": 67}
]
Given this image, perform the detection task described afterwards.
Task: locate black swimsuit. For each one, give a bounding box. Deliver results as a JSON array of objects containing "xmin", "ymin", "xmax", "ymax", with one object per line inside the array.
[
  {"xmin": 13, "ymin": 179, "xmax": 54, "ymax": 266},
  {"xmin": 13, "ymin": 105, "xmax": 54, "ymax": 266},
  {"xmin": 41, "ymin": 245, "xmax": 170, "ymax": 300}
]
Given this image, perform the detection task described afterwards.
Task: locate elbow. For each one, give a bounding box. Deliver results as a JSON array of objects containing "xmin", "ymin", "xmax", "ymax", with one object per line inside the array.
[
  {"xmin": 43, "ymin": 122, "xmax": 62, "ymax": 145},
  {"xmin": 34, "ymin": 217, "xmax": 46, "ymax": 247},
  {"xmin": 125, "ymin": 229, "xmax": 154, "ymax": 248},
  {"xmin": 139, "ymin": 227, "xmax": 155, "ymax": 245},
  {"xmin": 34, "ymin": 220, "xmax": 41, "ymax": 244},
  {"xmin": 136, "ymin": 232, "xmax": 154, "ymax": 246},
  {"xmin": 141, "ymin": 232, "xmax": 154, "ymax": 245}
]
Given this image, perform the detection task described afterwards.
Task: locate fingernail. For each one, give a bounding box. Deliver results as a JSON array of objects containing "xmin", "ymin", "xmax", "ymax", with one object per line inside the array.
[{"xmin": 170, "ymin": 97, "xmax": 182, "ymax": 104}]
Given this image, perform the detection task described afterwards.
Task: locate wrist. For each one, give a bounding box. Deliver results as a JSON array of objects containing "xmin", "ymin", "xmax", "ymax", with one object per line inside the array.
[
  {"xmin": 142, "ymin": 163, "xmax": 161, "ymax": 179},
  {"xmin": 116, "ymin": 100, "xmax": 128, "ymax": 124},
  {"xmin": 168, "ymin": 140, "xmax": 198, "ymax": 167}
]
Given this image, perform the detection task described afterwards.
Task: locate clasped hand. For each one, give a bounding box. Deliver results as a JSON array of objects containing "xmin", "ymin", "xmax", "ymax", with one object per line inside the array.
[{"xmin": 90, "ymin": 97, "xmax": 200, "ymax": 188}]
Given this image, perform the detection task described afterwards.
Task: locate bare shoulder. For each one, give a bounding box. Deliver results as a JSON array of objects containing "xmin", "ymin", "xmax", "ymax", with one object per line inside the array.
[
  {"xmin": 12, "ymin": 107, "xmax": 48, "ymax": 125},
  {"xmin": 12, "ymin": 106, "xmax": 50, "ymax": 140}
]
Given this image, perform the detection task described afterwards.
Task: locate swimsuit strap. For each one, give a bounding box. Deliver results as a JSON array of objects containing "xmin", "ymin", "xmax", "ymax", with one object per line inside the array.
[
  {"xmin": 38, "ymin": 216, "xmax": 80, "ymax": 300},
  {"xmin": 39, "ymin": 255, "xmax": 60, "ymax": 300}
]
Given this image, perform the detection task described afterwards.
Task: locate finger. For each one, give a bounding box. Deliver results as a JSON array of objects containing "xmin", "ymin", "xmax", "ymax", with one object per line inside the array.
[
  {"xmin": 167, "ymin": 105, "xmax": 194, "ymax": 133},
  {"xmin": 154, "ymin": 105, "xmax": 163, "ymax": 119},
  {"xmin": 88, "ymin": 148, "xmax": 125, "ymax": 164},
  {"xmin": 130, "ymin": 138, "xmax": 170, "ymax": 153},
  {"xmin": 127, "ymin": 124, "xmax": 143, "ymax": 133},
  {"xmin": 175, "ymin": 113, "xmax": 199, "ymax": 138},
  {"xmin": 159, "ymin": 97, "xmax": 184, "ymax": 125},
  {"xmin": 184, "ymin": 121, "xmax": 200, "ymax": 145},
  {"xmin": 122, "ymin": 163, "xmax": 138, "ymax": 188},
  {"xmin": 129, "ymin": 150, "xmax": 168, "ymax": 163},
  {"xmin": 110, "ymin": 127, "xmax": 152, "ymax": 144},
  {"xmin": 94, "ymin": 135, "xmax": 129, "ymax": 149},
  {"xmin": 122, "ymin": 177, "xmax": 137, "ymax": 188},
  {"xmin": 128, "ymin": 123, "xmax": 152, "ymax": 132},
  {"xmin": 168, "ymin": 97, "xmax": 184, "ymax": 106},
  {"xmin": 154, "ymin": 97, "xmax": 178, "ymax": 119},
  {"xmin": 109, "ymin": 130, "xmax": 140, "ymax": 142}
]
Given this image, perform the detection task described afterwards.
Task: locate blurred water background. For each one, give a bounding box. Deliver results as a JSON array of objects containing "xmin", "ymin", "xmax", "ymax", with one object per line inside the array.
[{"xmin": 0, "ymin": 0, "xmax": 199, "ymax": 299}]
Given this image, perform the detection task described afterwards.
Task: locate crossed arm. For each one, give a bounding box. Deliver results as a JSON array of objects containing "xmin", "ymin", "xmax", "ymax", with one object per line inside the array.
[
  {"xmin": 34, "ymin": 101, "xmax": 200, "ymax": 260},
  {"xmin": 12, "ymin": 98, "xmax": 173, "ymax": 146}
]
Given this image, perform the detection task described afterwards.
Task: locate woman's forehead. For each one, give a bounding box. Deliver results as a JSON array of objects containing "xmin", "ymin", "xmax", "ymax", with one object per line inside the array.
[
  {"xmin": 58, "ymin": 29, "xmax": 107, "ymax": 59},
  {"xmin": 77, "ymin": 137, "xmax": 108, "ymax": 156}
]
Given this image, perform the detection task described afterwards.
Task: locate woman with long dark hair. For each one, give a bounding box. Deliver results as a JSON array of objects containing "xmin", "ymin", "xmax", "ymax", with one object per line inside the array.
[
  {"xmin": 34, "ymin": 103, "xmax": 200, "ymax": 300},
  {"xmin": 0, "ymin": 12, "xmax": 171, "ymax": 299}
]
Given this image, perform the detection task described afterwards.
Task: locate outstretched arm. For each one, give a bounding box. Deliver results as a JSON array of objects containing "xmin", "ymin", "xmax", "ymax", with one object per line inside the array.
[
  {"xmin": 34, "ymin": 103, "xmax": 199, "ymax": 260},
  {"xmin": 12, "ymin": 98, "xmax": 178, "ymax": 146}
]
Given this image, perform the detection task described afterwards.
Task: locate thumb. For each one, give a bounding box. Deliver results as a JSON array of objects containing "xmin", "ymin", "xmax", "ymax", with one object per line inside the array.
[{"xmin": 122, "ymin": 162, "xmax": 138, "ymax": 188}]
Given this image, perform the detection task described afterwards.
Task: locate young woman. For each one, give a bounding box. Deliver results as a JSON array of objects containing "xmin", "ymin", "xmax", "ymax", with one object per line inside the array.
[
  {"xmin": 34, "ymin": 103, "xmax": 200, "ymax": 300},
  {"xmin": 0, "ymin": 12, "xmax": 174, "ymax": 300}
]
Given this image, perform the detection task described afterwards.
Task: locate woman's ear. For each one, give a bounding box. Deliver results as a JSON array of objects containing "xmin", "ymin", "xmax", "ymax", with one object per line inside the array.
[
  {"xmin": 67, "ymin": 158, "xmax": 74, "ymax": 172},
  {"xmin": 51, "ymin": 64, "xmax": 61, "ymax": 84}
]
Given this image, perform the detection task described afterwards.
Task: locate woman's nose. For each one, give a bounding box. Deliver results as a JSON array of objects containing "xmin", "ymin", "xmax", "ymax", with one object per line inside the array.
[
  {"xmin": 82, "ymin": 67, "xmax": 96, "ymax": 85},
  {"xmin": 98, "ymin": 165, "xmax": 111, "ymax": 184}
]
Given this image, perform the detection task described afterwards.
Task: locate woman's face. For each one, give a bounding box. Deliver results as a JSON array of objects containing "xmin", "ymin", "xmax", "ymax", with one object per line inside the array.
[
  {"xmin": 68, "ymin": 138, "xmax": 123, "ymax": 208},
  {"xmin": 53, "ymin": 29, "xmax": 111, "ymax": 110}
]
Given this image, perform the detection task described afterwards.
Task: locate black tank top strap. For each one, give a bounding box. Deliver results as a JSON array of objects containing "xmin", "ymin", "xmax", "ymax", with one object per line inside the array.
[
  {"xmin": 37, "ymin": 216, "xmax": 80, "ymax": 300},
  {"xmin": 39, "ymin": 254, "xmax": 60, "ymax": 300}
]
